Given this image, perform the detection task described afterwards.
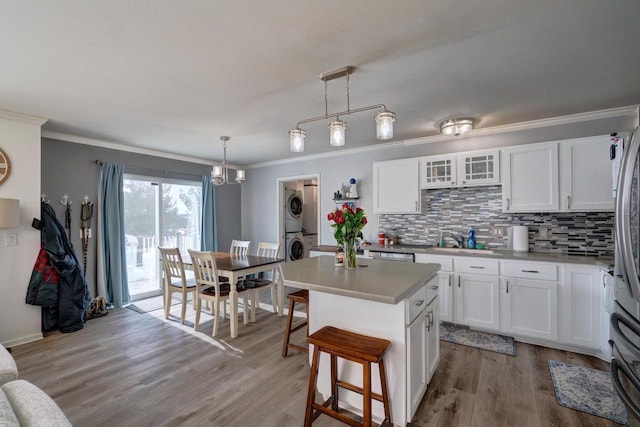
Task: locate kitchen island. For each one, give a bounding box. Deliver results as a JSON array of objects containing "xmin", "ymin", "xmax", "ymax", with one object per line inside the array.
[{"xmin": 281, "ymin": 255, "xmax": 440, "ymax": 426}]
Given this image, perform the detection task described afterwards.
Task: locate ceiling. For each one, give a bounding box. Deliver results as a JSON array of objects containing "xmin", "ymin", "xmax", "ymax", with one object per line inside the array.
[{"xmin": 2, "ymin": 1, "xmax": 640, "ymax": 166}]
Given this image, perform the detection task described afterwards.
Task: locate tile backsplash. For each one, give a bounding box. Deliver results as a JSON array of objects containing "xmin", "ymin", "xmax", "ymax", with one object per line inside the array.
[{"xmin": 378, "ymin": 185, "xmax": 614, "ymax": 257}]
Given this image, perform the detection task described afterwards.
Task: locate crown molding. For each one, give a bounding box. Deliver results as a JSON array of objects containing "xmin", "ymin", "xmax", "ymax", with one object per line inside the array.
[
  {"xmin": 0, "ymin": 110, "xmax": 48, "ymax": 126},
  {"xmin": 249, "ymin": 105, "xmax": 638, "ymax": 168},
  {"xmin": 42, "ymin": 130, "xmax": 212, "ymax": 166}
]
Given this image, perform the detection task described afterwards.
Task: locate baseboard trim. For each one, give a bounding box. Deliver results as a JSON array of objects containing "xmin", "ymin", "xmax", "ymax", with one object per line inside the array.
[{"xmin": 2, "ymin": 333, "xmax": 44, "ymax": 348}]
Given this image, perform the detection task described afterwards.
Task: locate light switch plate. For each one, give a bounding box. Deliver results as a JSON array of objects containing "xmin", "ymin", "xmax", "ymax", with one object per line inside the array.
[{"xmin": 5, "ymin": 233, "xmax": 17, "ymax": 246}]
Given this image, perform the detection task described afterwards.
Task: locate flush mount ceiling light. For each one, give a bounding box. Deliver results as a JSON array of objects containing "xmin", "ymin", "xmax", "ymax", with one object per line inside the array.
[
  {"xmin": 440, "ymin": 118, "xmax": 475, "ymax": 136},
  {"xmin": 211, "ymin": 136, "xmax": 246, "ymax": 185},
  {"xmin": 289, "ymin": 65, "xmax": 396, "ymax": 152}
]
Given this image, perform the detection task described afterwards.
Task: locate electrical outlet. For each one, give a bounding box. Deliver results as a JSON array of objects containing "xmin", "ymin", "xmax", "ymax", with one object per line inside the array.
[
  {"xmin": 495, "ymin": 227, "xmax": 503, "ymax": 237},
  {"xmin": 4, "ymin": 233, "xmax": 17, "ymax": 246},
  {"xmin": 539, "ymin": 227, "xmax": 549, "ymax": 238}
]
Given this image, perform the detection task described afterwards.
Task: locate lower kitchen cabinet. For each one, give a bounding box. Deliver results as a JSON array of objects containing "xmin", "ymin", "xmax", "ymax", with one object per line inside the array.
[
  {"xmin": 501, "ymin": 278, "xmax": 558, "ymax": 341},
  {"xmin": 560, "ymin": 265, "xmax": 602, "ymax": 349},
  {"xmin": 455, "ymin": 273, "xmax": 500, "ymax": 331},
  {"xmin": 406, "ymin": 303, "xmax": 427, "ymax": 418},
  {"xmin": 437, "ymin": 273, "xmax": 453, "ymax": 323},
  {"xmin": 426, "ymin": 296, "xmax": 440, "ymax": 382}
]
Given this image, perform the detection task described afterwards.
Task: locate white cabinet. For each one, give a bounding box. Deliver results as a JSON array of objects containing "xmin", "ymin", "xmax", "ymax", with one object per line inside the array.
[
  {"xmin": 420, "ymin": 149, "xmax": 499, "ymax": 189},
  {"xmin": 560, "ymin": 265, "xmax": 602, "ymax": 349},
  {"xmin": 502, "ymin": 142, "xmax": 559, "ymax": 212},
  {"xmin": 373, "ymin": 158, "xmax": 421, "ymax": 214},
  {"xmin": 425, "ymin": 296, "xmax": 440, "ymax": 382},
  {"xmin": 406, "ymin": 306, "xmax": 426, "ymax": 417},
  {"xmin": 455, "ymin": 273, "xmax": 500, "ymax": 331},
  {"xmin": 560, "ymin": 135, "xmax": 614, "ymax": 211},
  {"xmin": 501, "ymin": 278, "xmax": 558, "ymax": 341},
  {"xmin": 457, "ymin": 149, "xmax": 500, "ymax": 187},
  {"xmin": 421, "ymin": 154, "xmax": 457, "ymax": 188},
  {"xmin": 415, "ymin": 254, "xmax": 454, "ymax": 322}
]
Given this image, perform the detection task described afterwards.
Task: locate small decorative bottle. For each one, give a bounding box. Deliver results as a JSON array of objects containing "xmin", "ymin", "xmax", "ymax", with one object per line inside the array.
[{"xmin": 467, "ymin": 228, "xmax": 476, "ymax": 249}]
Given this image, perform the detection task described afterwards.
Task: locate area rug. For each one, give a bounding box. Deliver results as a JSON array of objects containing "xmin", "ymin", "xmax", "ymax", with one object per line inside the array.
[
  {"xmin": 547, "ymin": 360, "xmax": 629, "ymax": 425},
  {"xmin": 440, "ymin": 323, "xmax": 516, "ymax": 356}
]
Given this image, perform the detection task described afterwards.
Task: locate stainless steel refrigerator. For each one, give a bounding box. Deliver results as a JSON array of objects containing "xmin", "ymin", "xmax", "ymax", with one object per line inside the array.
[{"xmin": 611, "ymin": 127, "xmax": 640, "ymax": 424}]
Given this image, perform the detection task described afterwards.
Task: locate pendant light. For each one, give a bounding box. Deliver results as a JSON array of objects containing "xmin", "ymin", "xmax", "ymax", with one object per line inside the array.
[
  {"xmin": 289, "ymin": 66, "xmax": 396, "ymax": 152},
  {"xmin": 211, "ymin": 136, "xmax": 246, "ymax": 185}
]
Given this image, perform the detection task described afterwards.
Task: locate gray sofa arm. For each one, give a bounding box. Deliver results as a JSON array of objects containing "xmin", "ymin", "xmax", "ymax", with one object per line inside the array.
[
  {"xmin": 0, "ymin": 346, "xmax": 18, "ymax": 387},
  {"xmin": 1, "ymin": 380, "xmax": 71, "ymax": 426}
]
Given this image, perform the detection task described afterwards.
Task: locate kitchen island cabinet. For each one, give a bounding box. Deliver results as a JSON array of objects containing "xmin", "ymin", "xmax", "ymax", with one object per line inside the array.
[{"xmin": 281, "ymin": 255, "xmax": 440, "ymax": 426}]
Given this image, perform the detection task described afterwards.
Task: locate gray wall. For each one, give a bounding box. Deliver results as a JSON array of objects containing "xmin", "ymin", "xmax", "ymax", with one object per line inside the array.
[
  {"xmin": 41, "ymin": 138, "xmax": 241, "ymax": 297},
  {"xmin": 242, "ymin": 114, "xmax": 636, "ymax": 250}
]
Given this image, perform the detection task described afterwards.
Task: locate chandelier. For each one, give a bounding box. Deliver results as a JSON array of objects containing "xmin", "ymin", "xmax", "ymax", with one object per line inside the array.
[
  {"xmin": 211, "ymin": 136, "xmax": 246, "ymax": 185},
  {"xmin": 289, "ymin": 66, "xmax": 396, "ymax": 153},
  {"xmin": 440, "ymin": 118, "xmax": 475, "ymax": 136}
]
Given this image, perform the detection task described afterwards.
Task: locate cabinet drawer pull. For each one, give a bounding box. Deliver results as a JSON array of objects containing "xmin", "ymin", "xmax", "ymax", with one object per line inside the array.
[
  {"xmin": 415, "ymin": 299, "xmax": 425, "ymax": 307},
  {"xmin": 521, "ymin": 269, "xmax": 539, "ymax": 273},
  {"xmin": 470, "ymin": 266, "xmax": 485, "ymax": 269},
  {"xmin": 430, "ymin": 285, "xmax": 439, "ymax": 290}
]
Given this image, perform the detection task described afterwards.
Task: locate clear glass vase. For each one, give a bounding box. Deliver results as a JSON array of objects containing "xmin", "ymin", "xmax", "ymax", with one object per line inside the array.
[{"xmin": 344, "ymin": 239, "xmax": 357, "ymax": 269}]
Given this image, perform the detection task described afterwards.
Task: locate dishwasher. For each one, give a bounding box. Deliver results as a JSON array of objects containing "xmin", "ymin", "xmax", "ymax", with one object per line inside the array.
[{"xmin": 369, "ymin": 250, "xmax": 415, "ymax": 262}]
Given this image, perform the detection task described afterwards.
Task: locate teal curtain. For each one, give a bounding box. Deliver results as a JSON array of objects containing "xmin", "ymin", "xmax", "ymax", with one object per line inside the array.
[
  {"xmin": 201, "ymin": 175, "xmax": 217, "ymax": 251},
  {"xmin": 99, "ymin": 163, "xmax": 130, "ymax": 309}
]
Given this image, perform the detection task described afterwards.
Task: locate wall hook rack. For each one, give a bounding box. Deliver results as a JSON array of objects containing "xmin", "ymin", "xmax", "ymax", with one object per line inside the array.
[
  {"xmin": 40, "ymin": 193, "xmax": 49, "ymax": 203},
  {"xmin": 61, "ymin": 194, "xmax": 72, "ymax": 206}
]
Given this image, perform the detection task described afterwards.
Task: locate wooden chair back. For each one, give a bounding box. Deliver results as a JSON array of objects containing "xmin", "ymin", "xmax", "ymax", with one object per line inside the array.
[
  {"xmin": 230, "ymin": 240, "xmax": 251, "ymax": 256},
  {"xmin": 187, "ymin": 250, "xmax": 220, "ymax": 292},
  {"xmin": 158, "ymin": 247, "xmax": 187, "ymax": 287},
  {"xmin": 257, "ymin": 241, "xmax": 280, "ymax": 258}
]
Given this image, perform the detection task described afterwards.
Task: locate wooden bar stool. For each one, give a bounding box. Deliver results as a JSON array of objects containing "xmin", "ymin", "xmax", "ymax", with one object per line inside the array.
[
  {"xmin": 282, "ymin": 289, "xmax": 309, "ymax": 357},
  {"xmin": 304, "ymin": 326, "xmax": 392, "ymax": 427}
]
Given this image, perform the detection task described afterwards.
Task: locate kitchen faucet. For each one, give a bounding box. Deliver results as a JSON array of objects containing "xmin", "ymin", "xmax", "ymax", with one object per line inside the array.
[{"xmin": 442, "ymin": 231, "xmax": 465, "ymax": 248}]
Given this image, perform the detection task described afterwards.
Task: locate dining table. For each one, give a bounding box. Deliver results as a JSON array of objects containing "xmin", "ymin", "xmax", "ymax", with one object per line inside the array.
[{"xmin": 182, "ymin": 251, "xmax": 285, "ymax": 338}]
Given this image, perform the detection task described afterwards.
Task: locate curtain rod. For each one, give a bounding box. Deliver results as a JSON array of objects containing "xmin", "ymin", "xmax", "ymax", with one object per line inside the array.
[{"xmin": 94, "ymin": 160, "xmax": 206, "ymax": 180}]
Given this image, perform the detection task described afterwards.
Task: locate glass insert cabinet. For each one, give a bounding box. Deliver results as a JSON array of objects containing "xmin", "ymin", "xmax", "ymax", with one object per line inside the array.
[{"xmin": 421, "ymin": 149, "xmax": 500, "ymax": 188}]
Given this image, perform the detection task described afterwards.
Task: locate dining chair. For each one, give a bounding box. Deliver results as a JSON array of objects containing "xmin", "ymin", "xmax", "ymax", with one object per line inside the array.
[
  {"xmin": 245, "ymin": 241, "xmax": 280, "ymax": 320},
  {"xmin": 188, "ymin": 250, "xmax": 251, "ymax": 337},
  {"xmin": 158, "ymin": 247, "xmax": 197, "ymax": 325},
  {"xmin": 230, "ymin": 239, "xmax": 251, "ymax": 256}
]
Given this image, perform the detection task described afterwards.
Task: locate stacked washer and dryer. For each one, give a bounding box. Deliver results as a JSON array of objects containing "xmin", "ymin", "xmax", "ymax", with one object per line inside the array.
[{"xmin": 285, "ymin": 189, "xmax": 305, "ymax": 261}]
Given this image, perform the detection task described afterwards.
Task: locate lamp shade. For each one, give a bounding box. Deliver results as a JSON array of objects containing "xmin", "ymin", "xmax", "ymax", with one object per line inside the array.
[
  {"xmin": 375, "ymin": 111, "xmax": 396, "ymax": 140},
  {"xmin": 289, "ymin": 128, "xmax": 305, "ymax": 153},
  {"xmin": 212, "ymin": 165, "xmax": 223, "ymax": 179},
  {"xmin": 236, "ymin": 169, "xmax": 246, "ymax": 182},
  {"xmin": 329, "ymin": 120, "xmax": 346, "ymax": 146},
  {"xmin": 0, "ymin": 198, "xmax": 19, "ymax": 228}
]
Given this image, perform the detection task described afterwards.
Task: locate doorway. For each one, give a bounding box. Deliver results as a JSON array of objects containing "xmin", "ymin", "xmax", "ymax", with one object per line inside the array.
[
  {"xmin": 123, "ymin": 175, "xmax": 202, "ymax": 300},
  {"xmin": 277, "ymin": 174, "xmax": 320, "ymax": 262}
]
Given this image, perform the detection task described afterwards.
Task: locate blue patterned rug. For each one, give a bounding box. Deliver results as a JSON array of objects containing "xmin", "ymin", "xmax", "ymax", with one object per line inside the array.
[
  {"xmin": 547, "ymin": 360, "xmax": 629, "ymax": 425},
  {"xmin": 440, "ymin": 323, "xmax": 516, "ymax": 356}
]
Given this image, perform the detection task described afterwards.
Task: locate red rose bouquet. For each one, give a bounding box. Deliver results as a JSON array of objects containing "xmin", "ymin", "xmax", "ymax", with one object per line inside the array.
[{"xmin": 327, "ymin": 204, "xmax": 367, "ymax": 268}]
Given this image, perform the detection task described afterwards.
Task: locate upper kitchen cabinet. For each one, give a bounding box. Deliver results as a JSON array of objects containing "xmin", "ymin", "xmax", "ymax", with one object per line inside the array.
[
  {"xmin": 502, "ymin": 142, "xmax": 559, "ymax": 212},
  {"xmin": 420, "ymin": 149, "xmax": 500, "ymax": 189},
  {"xmin": 560, "ymin": 135, "xmax": 614, "ymax": 211},
  {"xmin": 373, "ymin": 158, "xmax": 421, "ymax": 214}
]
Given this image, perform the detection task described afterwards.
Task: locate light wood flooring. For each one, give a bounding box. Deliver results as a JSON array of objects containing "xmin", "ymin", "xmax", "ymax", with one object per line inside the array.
[{"xmin": 10, "ymin": 298, "xmax": 622, "ymax": 427}]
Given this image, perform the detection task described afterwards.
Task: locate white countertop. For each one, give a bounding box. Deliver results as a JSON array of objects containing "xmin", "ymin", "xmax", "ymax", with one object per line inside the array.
[{"xmin": 280, "ymin": 255, "xmax": 441, "ymax": 305}]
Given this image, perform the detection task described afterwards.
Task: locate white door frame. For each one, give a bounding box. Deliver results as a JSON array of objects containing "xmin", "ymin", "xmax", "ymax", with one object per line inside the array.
[{"xmin": 276, "ymin": 173, "xmax": 321, "ymax": 259}]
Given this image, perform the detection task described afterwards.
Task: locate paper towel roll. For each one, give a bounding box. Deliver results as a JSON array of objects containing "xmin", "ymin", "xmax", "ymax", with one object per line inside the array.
[{"xmin": 512, "ymin": 226, "xmax": 529, "ymax": 252}]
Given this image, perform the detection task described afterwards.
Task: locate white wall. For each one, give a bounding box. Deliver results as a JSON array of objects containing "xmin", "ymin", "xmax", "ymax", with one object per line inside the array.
[
  {"xmin": 242, "ymin": 112, "xmax": 637, "ymax": 247},
  {"xmin": 0, "ymin": 113, "xmax": 45, "ymax": 347}
]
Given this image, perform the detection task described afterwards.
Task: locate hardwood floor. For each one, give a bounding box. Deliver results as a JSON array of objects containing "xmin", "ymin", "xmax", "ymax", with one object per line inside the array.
[{"xmin": 10, "ymin": 301, "xmax": 622, "ymax": 427}]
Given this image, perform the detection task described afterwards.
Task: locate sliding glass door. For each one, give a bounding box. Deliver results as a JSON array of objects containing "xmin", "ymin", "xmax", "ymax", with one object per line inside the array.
[{"xmin": 123, "ymin": 175, "xmax": 202, "ymax": 300}]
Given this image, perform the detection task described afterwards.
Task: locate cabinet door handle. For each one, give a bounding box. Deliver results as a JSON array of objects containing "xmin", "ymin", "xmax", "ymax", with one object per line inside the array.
[
  {"xmin": 567, "ymin": 195, "xmax": 571, "ymax": 209},
  {"xmin": 506, "ymin": 280, "xmax": 509, "ymax": 294},
  {"xmin": 448, "ymin": 275, "xmax": 452, "ymax": 287},
  {"xmin": 415, "ymin": 201, "xmax": 418, "ymax": 211},
  {"xmin": 521, "ymin": 269, "xmax": 539, "ymax": 273},
  {"xmin": 506, "ymin": 198, "xmax": 510, "ymax": 210},
  {"xmin": 470, "ymin": 266, "xmax": 485, "ymax": 269},
  {"xmin": 458, "ymin": 275, "xmax": 461, "ymax": 288}
]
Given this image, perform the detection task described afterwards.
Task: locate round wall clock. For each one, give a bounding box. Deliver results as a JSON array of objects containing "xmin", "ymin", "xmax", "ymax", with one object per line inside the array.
[{"xmin": 0, "ymin": 147, "xmax": 11, "ymax": 184}]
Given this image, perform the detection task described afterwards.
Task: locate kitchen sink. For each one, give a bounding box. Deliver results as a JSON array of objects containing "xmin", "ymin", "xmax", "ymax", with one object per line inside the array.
[{"xmin": 430, "ymin": 247, "xmax": 495, "ymax": 255}]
